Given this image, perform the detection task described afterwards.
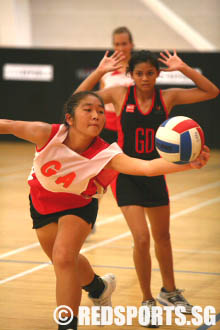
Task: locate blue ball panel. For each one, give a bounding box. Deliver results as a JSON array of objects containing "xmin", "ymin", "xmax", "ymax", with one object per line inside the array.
[
  {"xmin": 160, "ymin": 118, "xmax": 170, "ymax": 127},
  {"xmin": 180, "ymin": 131, "xmax": 192, "ymax": 161},
  {"xmin": 155, "ymin": 137, "xmax": 179, "ymax": 153},
  {"xmin": 174, "ymin": 160, "xmax": 190, "ymax": 164}
]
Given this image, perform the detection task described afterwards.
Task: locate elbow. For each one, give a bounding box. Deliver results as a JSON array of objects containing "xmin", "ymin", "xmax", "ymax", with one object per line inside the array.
[
  {"xmin": 202, "ymin": 87, "xmax": 219, "ymax": 101},
  {"xmin": 214, "ymin": 87, "xmax": 220, "ymax": 98},
  {"xmin": 209, "ymin": 87, "xmax": 219, "ymax": 99}
]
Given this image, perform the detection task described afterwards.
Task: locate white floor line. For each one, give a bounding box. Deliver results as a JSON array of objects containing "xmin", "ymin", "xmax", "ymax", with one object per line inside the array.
[
  {"xmin": 170, "ymin": 181, "xmax": 220, "ymax": 201},
  {"xmin": 1, "ymin": 173, "xmax": 30, "ymax": 182},
  {"xmin": 0, "ymin": 163, "xmax": 31, "ymax": 176},
  {"xmin": 0, "ymin": 214, "xmax": 125, "ymax": 260},
  {"xmin": 0, "ymin": 182, "xmax": 219, "ymax": 260},
  {"xmin": 94, "ymin": 181, "xmax": 220, "ymax": 225},
  {"xmin": 96, "ymin": 214, "xmax": 123, "ymax": 226},
  {"xmin": 0, "ymin": 242, "xmax": 40, "ymax": 259},
  {"xmin": 81, "ymin": 232, "xmax": 131, "ymax": 254},
  {"xmin": 139, "ymin": 0, "xmax": 216, "ymax": 51},
  {"xmin": 0, "ymin": 196, "xmax": 219, "ymax": 285},
  {"xmin": 170, "ymin": 196, "xmax": 220, "ymax": 220},
  {"xmin": 172, "ymin": 248, "xmax": 220, "ymax": 255},
  {"xmin": 0, "ymin": 263, "xmax": 51, "ymax": 285},
  {"xmin": 0, "ymin": 232, "xmax": 130, "ymax": 285}
]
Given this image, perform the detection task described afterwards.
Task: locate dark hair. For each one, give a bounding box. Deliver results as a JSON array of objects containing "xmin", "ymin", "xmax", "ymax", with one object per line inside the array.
[
  {"xmin": 112, "ymin": 26, "xmax": 133, "ymax": 44},
  {"xmin": 63, "ymin": 91, "xmax": 105, "ymax": 126},
  {"xmin": 127, "ymin": 50, "xmax": 159, "ymax": 73}
]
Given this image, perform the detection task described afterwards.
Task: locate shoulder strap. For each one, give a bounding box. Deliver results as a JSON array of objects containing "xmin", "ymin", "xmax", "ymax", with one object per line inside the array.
[{"xmin": 36, "ymin": 124, "xmax": 60, "ymax": 152}]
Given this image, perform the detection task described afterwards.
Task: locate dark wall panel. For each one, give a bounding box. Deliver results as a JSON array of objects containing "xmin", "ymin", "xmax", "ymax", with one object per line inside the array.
[{"xmin": 0, "ymin": 48, "xmax": 219, "ymax": 147}]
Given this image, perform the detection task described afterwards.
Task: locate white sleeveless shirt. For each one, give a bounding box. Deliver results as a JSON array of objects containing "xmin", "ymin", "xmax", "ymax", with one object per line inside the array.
[
  {"xmin": 102, "ymin": 70, "xmax": 134, "ymax": 111},
  {"xmin": 28, "ymin": 124, "xmax": 122, "ymax": 214},
  {"xmin": 101, "ymin": 70, "xmax": 134, "ymax": 131}
]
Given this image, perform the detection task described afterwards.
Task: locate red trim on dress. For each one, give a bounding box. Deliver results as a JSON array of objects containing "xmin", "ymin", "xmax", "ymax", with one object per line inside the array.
[
  {"xmin": 80, "ymin": 137, "xmax": 119, "ymax": 192},
  {"xmin": 80, "ymin": 136, "xmax": 109, "ymax": 159},
  {"xmin": 134, "ymin": 86, "xmax": 155, "ymax": 116},
  {"xmin": 36, "ymin": 124, "xmax": 60, "ymax": 152},
  {"xmin": 159, "ymin": 89, "xmax": 169, "ymax": 119},
  {"xmin": 117, "ymin": 87, "xmax": 130, "ymax": 148},
  {"xmin": 111, "ymin": 70, "xmax": 121, "ymax": 76},
  {"xmin": 104, "ymin": 111, "xmax": 117, "ymax": 131}
]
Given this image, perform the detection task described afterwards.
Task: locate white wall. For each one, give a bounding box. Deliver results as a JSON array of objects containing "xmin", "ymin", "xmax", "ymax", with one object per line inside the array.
[
  {"xmin": 0, "ymin": 0, "xmax": 32, "ymax": 47},
  {"xmin": 0, "ymin": 0, "xmax": 219, "ymax": 51}
]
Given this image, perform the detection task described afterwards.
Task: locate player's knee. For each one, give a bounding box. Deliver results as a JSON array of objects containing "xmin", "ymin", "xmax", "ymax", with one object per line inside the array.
[
  {"xmin": 133, "ymin": 233, "xmax": 150, "ymax": 251},
  {"xmin": 153, "ymin": 232, "xmax": 171, "ymax": 246},
  {"xmin": 52, "ymin": 246, "xmax": 77, "ymax": 269}
]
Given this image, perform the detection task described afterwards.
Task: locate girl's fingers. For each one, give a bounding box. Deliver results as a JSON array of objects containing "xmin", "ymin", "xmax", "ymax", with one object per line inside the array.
[
  {"xmin": 104, "ymin": 50, "xmax": 109, "ymax": 58},
  {"xmin": 112, "ymin": 50, "xmax": 123, "ymax": 59},
  {"xmin": 203, "ymin": 145, "xmax": 210, "ymax": 153},
  {"xmin": 159, "ymin": 52, "xmax": 167, "ymax": 60},
  {"xmin": 165, "ymin": 49, "xmax": 171, "ymax": 57},
  {"xmin": 111, "ymin": 51, "xmax": 118, "ymax": 58},
  {"xmin": 116, "ymin": 64, "xmax": 123, "ymax": 70},
  {"xmin": 158, "ymin": 58, "xmax": 167, "ymax": 64},
  {"xmin": 200, "ymin": 146, "xmax": 210, "ymax": 161}
]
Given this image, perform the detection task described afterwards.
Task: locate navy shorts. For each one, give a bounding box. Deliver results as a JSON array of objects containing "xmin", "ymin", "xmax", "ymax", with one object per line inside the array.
[
  {"xmin": 115, "ymin": 174, "xmax": 169, "ymax": 207},
  {"xmin": 29, "ymin": 196, "xmax": 98, "ymax": 229}
]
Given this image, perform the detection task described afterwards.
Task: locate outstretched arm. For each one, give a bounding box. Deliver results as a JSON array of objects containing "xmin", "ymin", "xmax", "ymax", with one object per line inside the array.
[
  {"xmin": 75, "ymin": 51, "xmax": 124, "ymax": 94},
  {"xmin": 159, "ymin": 50, "xmax": 219, "ymax": 109},
  {"xmin": 74, "ymin": 50, "xmax": 127, "ymax": 110},
  {"xmin": 106, "ymin": 146, "xmax": 210, "ymax": 177},
  {"xmin": 0, "ymin": 119, "xmax": 52, "ymax": 148}
]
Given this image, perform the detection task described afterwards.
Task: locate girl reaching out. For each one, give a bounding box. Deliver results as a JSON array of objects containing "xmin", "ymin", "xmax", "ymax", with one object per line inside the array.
[{"xmin": 0, "ymin": 89, "xmax": 210, "ymax": 330}]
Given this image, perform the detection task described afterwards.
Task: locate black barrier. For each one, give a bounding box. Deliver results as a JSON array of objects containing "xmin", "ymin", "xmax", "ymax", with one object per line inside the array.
[{"xmin": 0, "ymin": 48, "xmax": 219, "ymax": 148}]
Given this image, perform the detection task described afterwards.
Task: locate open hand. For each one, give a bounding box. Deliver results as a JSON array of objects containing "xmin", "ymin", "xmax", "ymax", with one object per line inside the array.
[
  {"xmin": 158, "ymin": 49, "xmax": 184, "ymax": 72},
  {"xmin": 98, "ymin": 50, "xmax": 125, "ymax": 74},
  {"xmin": 190, "ymin": 145, "xmax": 210, "ymax": 169}
]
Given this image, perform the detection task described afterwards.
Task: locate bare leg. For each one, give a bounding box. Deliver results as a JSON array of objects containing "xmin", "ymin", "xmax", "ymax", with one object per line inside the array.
[
  {"xmin": 121, "ymin": 205, "xmax": 153, "ymax": 301},
  {"xmin": 146, "ymin": 205, "xmax": 176, "ymax": 292},
  {"xmin": 36, "ymin": 221, "xmax": 95, "ymax": 287},
  {"xmin": 36, "ymin": 215, "xmax": 94, "ymax": 316}
]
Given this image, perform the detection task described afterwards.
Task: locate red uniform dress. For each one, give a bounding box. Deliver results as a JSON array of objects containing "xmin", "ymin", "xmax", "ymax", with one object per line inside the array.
[
  {"xmin": 100, "ymin": 70, "xmax": 134, "ymax": 143},
  {"xmin": 28, "ymin": 124, "xmax": 122, "ymax": 228}
]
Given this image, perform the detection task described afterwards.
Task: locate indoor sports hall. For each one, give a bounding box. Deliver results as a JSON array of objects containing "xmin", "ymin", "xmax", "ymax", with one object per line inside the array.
[{"xmin": 0, "ymin": 1, "xmax": 219, "ymax": 329}]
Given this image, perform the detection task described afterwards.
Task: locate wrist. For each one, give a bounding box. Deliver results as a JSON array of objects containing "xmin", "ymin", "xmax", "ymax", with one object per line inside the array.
[
  {"xmin": 96, "ymin": 66, "xmax": 108, "ymax": 76},
  {"xmin": 178, "ymin": 62, "xmax": 191, "ymax": 73},
  {"xmin": 188, "ymin": 162, "xmax": 198, "ymax": 169}
]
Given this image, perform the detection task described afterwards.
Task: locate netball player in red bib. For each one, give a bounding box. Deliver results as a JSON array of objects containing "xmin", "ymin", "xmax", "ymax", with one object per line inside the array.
[
  {"xmin": 100, "ymin": 26, "xmax": 134, "ymax": 144},
  {"xmin": 0, "ymin": 86, "xmax": 211, "ymax": 329}
]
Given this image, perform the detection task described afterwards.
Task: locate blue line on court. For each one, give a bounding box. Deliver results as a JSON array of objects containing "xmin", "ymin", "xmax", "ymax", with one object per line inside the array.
[
  {"xmin": 1, "ymin": 260, "xmax": 220, "ymax": 277},
  {"xmin": 196, "ymin": 313, "xmax": 220, "ymax": 330},
  {"xmin": 0, "ymin": 259, "xmax": 49, "ymax": 265},
  {"xmin": 92, "ymin": 264, "xmax": 220, "ymax": 276}
]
